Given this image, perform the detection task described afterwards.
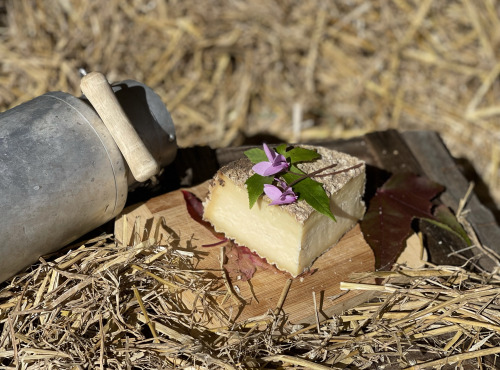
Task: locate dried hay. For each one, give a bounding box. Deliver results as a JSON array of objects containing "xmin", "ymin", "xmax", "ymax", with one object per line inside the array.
[
  {"xmin": 0, "ymin": 0, "xmax": 500, "ymax": 206},
  {"xmin": 1, "ymin": 217, "xmax": 500, "ymax": 369},
  {"xmin": 1, "ymin": 1, "xmax": 500, "ymax": 368}
]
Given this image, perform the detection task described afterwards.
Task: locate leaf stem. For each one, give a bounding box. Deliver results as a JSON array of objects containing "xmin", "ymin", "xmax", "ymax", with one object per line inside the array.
[
  {"xmin": 313, "ymin": 163, "xmax": 363, "ymax": 178},
  {"xmin": 286, "ymin": 162, "xmax": 362, "ymax": 187},
  {"xmin": 287, "ymin": 163, "xmax": 338, "ymax": 187}
]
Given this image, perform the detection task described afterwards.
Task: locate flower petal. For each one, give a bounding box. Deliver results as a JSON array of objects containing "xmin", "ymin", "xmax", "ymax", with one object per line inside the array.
[
  {"xmin": 252, "ymin": 161, "xmax": 272, "ymax": 176},
  {"xmin": 263, "ymin": 143, "xmax": 276, "ymax": 161},
  {"xmin": 263, "ymin": 162, "xmax": 288, "ymax": 176},
  {"xmin": 263, "ymin": 184, "xmax": 283, "ymax": 200},
  {"xmin": 264, "ymin": 182, "xmax": 298, "ymax": 205},
  {"xmin": 268, "ymin": 199, "xmax": 284, "ymax": 205},
  {"xmin": 269, "ymin": 195, "xmax": 296, "ymax": 205},
  {"xmin": 276, "ymin": 178, "xmax": 289, "ymax": 189},
  {"xmin": 281, "ymin": 193, "xmax": 298, "ymax": 204},
  {"xmin": 272, "ymin": 153, "xmax": 287, "ymax": 166}
]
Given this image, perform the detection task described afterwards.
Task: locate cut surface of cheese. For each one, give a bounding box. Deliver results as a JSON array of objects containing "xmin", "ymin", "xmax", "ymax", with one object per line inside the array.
[{"xmin": 202, "ymin": 146, "xmax": 366, "ymax": 277}]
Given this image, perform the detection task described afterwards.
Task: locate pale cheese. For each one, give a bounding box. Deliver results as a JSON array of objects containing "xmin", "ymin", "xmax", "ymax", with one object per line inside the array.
[{"xmin": 202, "ymin": 146, "xmax": 366, "ymax": 277}]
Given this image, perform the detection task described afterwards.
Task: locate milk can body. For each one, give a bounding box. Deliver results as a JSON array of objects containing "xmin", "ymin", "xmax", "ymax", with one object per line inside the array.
[{"xmin": 0, "ymin": 82, "xmax": 176, "ymax": 282}]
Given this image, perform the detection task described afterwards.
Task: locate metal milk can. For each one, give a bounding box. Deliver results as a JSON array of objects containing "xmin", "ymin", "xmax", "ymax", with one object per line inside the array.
[{"xmin": 0, "ymin": 72, "xmax": 177, "ymax": 282}]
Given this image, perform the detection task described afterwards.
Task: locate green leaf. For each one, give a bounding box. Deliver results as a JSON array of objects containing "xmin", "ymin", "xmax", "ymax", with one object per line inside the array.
[
  {"xmin": 284, "ymin": 147, "xmax": 320, "ymax": 163},
  {"xmin": 282, "ymin": 165, "xmax": 336, "ymax": 221},
  {"xmin": 422, "ymin": 204, "xmax": 472, "ymax": 246},
  {"xmin": 245, "ymin": 174, "xmax": 273, "ymax": 208},
  {"xmin": 275, "ymin": 144, "xmax": 287, "ymax": 155},
  {"xmin": 244, "ymin": 148, "xmax": 267, "ymax": 164}
]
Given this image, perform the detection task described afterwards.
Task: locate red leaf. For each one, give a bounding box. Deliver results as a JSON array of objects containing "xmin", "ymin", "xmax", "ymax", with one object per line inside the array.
[
  {"xmin": 223, "ymin": 243, "xmax": 280, "ymax": 281},
  {"xmin": 361, "ymin": 173, "xmax": 444, "ymax": 270},
  {"xmin": 181, "ymin": 190, "xmax": 206, "ymax": 223},
  {"xmin": 224, "ymin": 244, "xmax": 257, "ymax": 281},
  {"xmin": 181, "ymin": 190, "xmax": 225, "ymax": 240}
]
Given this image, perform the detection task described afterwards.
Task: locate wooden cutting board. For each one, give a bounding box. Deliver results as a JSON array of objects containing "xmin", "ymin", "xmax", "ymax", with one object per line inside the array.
[{"xmin": 115, "ymin": 181, "xmax": 375, "ymax": 326}]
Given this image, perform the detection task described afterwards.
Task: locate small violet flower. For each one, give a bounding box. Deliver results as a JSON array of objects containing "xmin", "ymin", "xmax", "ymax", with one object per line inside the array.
[
  {"xmin": 252, "ymin": 143, "xmax": 289, "ymax": 176},
  {"xmin": 264, "ymin": 178, "xmax": 298, "ymax": 205}
]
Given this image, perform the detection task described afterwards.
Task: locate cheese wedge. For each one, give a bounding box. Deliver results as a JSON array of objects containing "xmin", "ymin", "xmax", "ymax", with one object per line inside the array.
[{"xmin": 202, "ymin": 146, "xmax": 366, "ymax": 277}]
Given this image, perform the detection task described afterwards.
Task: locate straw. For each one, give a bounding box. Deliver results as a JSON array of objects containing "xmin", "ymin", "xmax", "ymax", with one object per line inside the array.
[{"xmin": 0, "ymin": 214, "xmax": 498, "ymax": 368}]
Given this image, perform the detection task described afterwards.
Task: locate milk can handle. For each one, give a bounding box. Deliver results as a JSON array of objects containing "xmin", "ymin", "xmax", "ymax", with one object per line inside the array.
[{"xmin": 80, "ymin": 72, "xmax": 159, "ymax": 182}]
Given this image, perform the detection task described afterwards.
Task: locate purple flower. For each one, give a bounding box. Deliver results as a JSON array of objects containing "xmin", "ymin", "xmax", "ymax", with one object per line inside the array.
[
  {"xmin": 252, "ymin": 143, "xmax": 289, "ymax": 176},
  {"xmin": 264, "ymin": 179, "xmax": 298, "ymax": 205}
]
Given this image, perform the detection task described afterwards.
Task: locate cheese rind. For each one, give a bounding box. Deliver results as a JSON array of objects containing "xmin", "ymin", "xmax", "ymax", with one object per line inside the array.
[{"xmin": 202, "ymin": 146, "xmax": 366, "ymax": 276}]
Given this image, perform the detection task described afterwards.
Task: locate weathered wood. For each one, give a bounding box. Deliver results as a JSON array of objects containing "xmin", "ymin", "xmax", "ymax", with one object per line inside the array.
[{"xmin": 364, "ymin": 130, "xmax": 424, "ymax": 175}]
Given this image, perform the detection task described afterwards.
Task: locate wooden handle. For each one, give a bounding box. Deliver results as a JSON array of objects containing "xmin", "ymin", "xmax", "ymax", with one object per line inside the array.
[{"xmin": 80, "ymin": 72, "xmax": 159, "ymax": 182}]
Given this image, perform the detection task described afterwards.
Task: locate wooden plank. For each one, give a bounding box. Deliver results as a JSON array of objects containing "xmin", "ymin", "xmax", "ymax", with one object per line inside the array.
[
  {"xmin": 364, "ymin": 130, "xmax": 424, "ymax": 175},
  {"xmin": 115, "ymin": 181, "xmax": 375, "ymax": 326}
]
